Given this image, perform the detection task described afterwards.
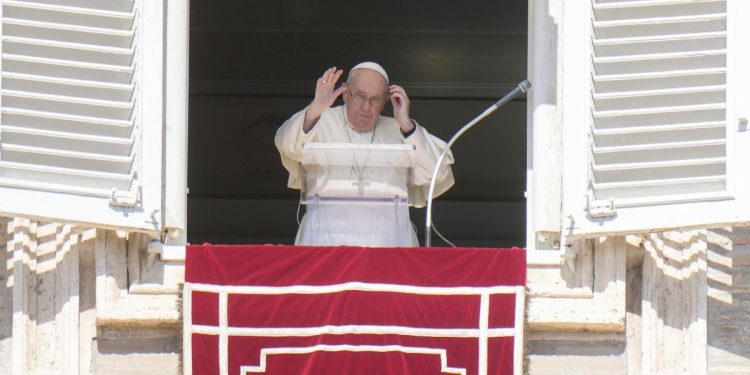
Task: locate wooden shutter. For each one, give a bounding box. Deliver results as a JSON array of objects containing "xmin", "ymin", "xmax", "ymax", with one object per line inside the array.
[
  {"xmin": 560, "ymin": 0, "xmax": 750, "ymax": 239},
  {"xmin": 0, "ymin": 0, "xmax": 170, "ymax": 232}
]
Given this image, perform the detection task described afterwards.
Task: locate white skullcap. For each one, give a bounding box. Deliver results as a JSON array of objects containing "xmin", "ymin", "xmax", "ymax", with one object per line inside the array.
[{"xmin": 350, "ymin": 61, "xmax": 389, "ymax": 83}]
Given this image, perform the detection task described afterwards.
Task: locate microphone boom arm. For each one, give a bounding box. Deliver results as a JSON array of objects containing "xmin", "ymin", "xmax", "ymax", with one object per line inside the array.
[{"xmin": 424, "ymin": 80, "xmax": 531, "ymax": 247}]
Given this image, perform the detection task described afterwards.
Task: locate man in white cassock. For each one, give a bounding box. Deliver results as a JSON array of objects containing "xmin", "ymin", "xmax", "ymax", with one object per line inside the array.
[{"xmin": 275, "ymin": 62, "xmax": 454, "ymax": 247}]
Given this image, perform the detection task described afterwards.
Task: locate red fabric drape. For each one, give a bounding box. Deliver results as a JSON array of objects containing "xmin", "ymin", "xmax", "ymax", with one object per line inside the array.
[{"xmin": 185, "ymin": 245, "xmax": 526, "ymax": 375}]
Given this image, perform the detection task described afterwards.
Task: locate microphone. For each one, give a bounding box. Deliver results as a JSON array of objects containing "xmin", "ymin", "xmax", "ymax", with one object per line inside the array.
[{"xmin": 424, "ymin": 80, "xmax": 531, "ymax": 247}]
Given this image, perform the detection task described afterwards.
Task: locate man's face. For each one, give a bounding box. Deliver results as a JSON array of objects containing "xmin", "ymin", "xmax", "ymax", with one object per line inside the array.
[{"xmin": 343, "ymin": 69, "xmax": 388, "ymax": 132}]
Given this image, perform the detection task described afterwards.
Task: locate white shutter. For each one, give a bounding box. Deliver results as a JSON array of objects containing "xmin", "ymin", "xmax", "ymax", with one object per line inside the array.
[
  {"xmin": 0, "ymin": 0, "xmax": 173, "ymax": 232},
  {"xmin": 560, "ymin": 0, "xmax": 750, "ymax": 239}
]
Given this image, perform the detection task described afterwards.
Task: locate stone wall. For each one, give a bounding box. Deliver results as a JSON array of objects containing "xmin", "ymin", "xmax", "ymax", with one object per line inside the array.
[
  {"xmin": 526, "ymin": 228, "xmax": 750, "ymax": 375},
  {"xmin": 0, "ymin": 217, "xmax": 12, "ymax": 372},
  {"xmin": 0, "ymin": 219, "xmax": 93, "ymax": 373},
  {"xmin": 525, "ymin": 237, "xmax": 629, "ymax": 374},
  {"xmin": 2, "ymin": 217, "xmax": 750, "ymax": 374},
  {"xmin": 706, "ymin": 227, "xmax": 750, "ymax": 374},
  {"xmin": 0, "ymin": 219, "xmax": 181, "ymax": 374}
]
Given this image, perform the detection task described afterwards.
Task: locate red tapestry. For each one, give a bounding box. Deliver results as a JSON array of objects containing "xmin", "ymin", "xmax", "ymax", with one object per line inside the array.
[{"xmin": 184, "ymin": 244, "xmax": 526, "ymax": 375}]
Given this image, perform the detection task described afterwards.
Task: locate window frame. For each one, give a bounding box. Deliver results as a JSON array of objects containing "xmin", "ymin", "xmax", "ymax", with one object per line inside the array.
[
  {"xmin": 527, "ymin": 0, "xmax": 750, "ymax": 263},
  {"xmin": 0, "ymin": 0, "xmax": 186, "ymax": 236}
]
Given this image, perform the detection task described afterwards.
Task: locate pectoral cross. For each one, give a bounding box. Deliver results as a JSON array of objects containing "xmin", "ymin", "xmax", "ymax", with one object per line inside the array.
[{"xmin": 352, "ymin": 177, "xmax": 370, "ymax": 195}]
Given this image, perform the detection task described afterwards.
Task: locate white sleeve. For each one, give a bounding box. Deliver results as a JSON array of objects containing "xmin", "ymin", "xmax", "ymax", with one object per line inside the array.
[
  {"xmin": 274, "ymin": 106, "xmax": 320, "ymax": 189},
  {"xmin": 403, "ymin": 122, "xmax": 455, "ymax": 207}
]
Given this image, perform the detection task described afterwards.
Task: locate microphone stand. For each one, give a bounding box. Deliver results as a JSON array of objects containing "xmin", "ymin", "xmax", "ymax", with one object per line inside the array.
[{"xmin": 424, "ymin": 80, "xmax": 531, "ymax": 247}]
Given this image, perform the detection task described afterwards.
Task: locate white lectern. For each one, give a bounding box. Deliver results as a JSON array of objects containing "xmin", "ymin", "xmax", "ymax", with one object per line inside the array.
[{"xmin": 298, "ymin": 143, "xmax": 416, "ymax": 247}]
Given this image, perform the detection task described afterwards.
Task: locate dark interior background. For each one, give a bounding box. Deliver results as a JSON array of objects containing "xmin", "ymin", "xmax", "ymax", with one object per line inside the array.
[{"xmin": 187, "ymin": 0, "xmax": 528, "ymax": 247}]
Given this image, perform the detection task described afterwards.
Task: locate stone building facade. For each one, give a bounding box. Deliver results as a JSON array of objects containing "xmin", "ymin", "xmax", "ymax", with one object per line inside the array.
[
  {"xmin": 2, "ymin": 220, "xmax": 749, "ymax": 374},
  {"xmin": 1, "ymin": 0, "xmax": 750, "ymax": 374}
]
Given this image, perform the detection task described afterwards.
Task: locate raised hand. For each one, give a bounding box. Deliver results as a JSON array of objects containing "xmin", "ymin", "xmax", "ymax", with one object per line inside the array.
[
  {"xmin": 389, "ymin": 84, "xmax": 414, "ymax": 133},
  {"xmin": 303, "ymin": 67, "xmax": 346, "ymax": 132}
]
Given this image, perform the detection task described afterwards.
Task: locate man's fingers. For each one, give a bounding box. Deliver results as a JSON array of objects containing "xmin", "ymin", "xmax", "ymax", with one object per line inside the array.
[
  {"xmin": 319, "ymin": 67, "xmax": 335, "ymax": 84},
  {"xmin": 390, "ymin": 92, "xmax": 405, "ymax": 104},
  {"xmin": 320, "ymin": 67, "xmax": 343, "ymax": 85},
  {"xmin": 389, "ymin": 85, "xmax": 409, "ymax": 106},
  {"xmin": 310, "ymin": 67, "xmax": 347, "ymax": 112},
  {"xmin": 324, "ymin": 68, "xmax": 335, "ymax": 82},
  {"xmin": 333, "ymin": 69, "xmax": 343, "ymax": 84},
  {"xmin": 390, "ymin": 94, "xmax": 402, "ymax": 109},
  {"xmin": 389, "ymin": 84, "xmax": 405, "ymax": 93},
  {"xmin": 333, "ymin": 86, "xmax": 347, "ymax": 99}
]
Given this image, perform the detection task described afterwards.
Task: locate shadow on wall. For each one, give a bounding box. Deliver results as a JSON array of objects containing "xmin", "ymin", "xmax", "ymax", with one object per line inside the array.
[
  {"xmin": 0, "ymin": 218, "xmax": 11, "ymax": 346},
  {"xmin": 624, "ymin": 228, "xmax": 750, "ymax": 371},
  {"xmin": 0, "ymin": 220, "xmax": 92, "ymax": 326},
  {"xmin": 706, "ymin": 227, "xmax": 750, "ymax": 369}
]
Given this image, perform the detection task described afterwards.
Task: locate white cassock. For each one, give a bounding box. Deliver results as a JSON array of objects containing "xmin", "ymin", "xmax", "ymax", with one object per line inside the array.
[{"xmin": 275, "ymin": 105, "xmax": 454, "ymax": 247}]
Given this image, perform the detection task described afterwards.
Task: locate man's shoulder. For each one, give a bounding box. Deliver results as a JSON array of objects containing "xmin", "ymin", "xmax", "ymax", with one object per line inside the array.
[
  {"xmin": 318, "ymin": 106, "xmax": 346, "ymax": 125},
  {"xmin": 376, "ymin": 114, "xmax": 400, "ymax": 129},
  {"xmin": 323, "ymin": 105, "xmax": 345, "ymax": 116}
]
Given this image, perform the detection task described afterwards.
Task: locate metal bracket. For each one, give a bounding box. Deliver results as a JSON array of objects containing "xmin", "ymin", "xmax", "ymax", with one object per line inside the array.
[
  {"xmin": 586, "ymin": 193, "xmax": 616, "ymax": 218},
  {"xmin": 109, "ymin": 188, "xmax": 139, "ymax": 207},
  {"xmin": 146, "ymin": 240, "xmax": 186, "ymax": 268}
]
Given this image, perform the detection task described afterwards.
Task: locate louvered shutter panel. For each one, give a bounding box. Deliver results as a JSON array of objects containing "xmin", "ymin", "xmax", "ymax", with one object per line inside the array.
[
  {"xmin": 561, "ymin": 0, "xmax": 750, "ymax": 239},
  {"xmin": 0, "ymin": 0, "xmax": 169, "ymax": 232}
]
